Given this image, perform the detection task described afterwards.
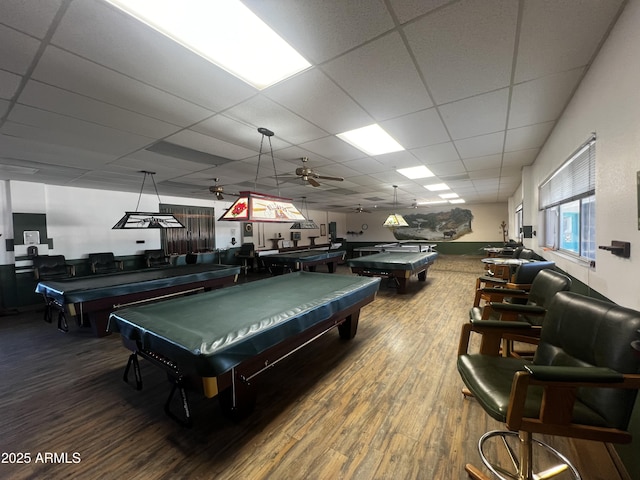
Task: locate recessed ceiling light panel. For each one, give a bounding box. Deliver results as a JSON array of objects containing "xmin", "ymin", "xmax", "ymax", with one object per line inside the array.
[
  {"xmin": 424, "ymin": 182, "xmax": 449, "ymax": 191},
  {"xmin": 397, "ymin": 165, "xmax": 434, "ymax": 179},
  {"xmin": 439, "ymin": 192, "xmax": 459, "ymax": 199},
  {"xmin": 337, "ymin": 124, "xmax": 405, "ymax": 156},
  {"xmin": 105, "ymin": 0, "xmax": 310, "ymax": 89}
]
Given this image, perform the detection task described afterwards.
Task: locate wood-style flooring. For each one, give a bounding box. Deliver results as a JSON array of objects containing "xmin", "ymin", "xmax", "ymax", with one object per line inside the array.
[{"xmin": 0, "ymin": 255, "xmax": 626, "ymax": 479}]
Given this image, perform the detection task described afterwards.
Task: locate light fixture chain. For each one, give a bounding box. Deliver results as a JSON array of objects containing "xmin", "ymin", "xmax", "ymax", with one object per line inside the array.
[
  {"xmin": 134, "ymin": 172, "xmax": 148, "ymax": 212},
  {"xmin": 255, "ymin": 134, "xmax": 265, "ymax": 190},
  {"xmin": 269, "ymin": 135, "xmax": 280, "ymax": 196}
]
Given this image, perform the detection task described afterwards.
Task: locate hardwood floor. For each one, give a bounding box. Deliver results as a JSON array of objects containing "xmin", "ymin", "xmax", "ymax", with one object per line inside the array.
[{"xmin": 0, "ymin": 255, "xmax": 625, "ymax": 479}]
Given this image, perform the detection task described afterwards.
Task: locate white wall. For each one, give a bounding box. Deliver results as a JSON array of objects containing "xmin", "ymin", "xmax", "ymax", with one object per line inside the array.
[
  {"xmin": 345, "ymin": 203, "xmax": 508, "ymax": 243},
  {"xmin": 512, "ymin": 0, "xmax": 640, "ymax": 309},
  {"xmin": 0, "ymin": 181, "xmax": 348, "ymax": 262}
]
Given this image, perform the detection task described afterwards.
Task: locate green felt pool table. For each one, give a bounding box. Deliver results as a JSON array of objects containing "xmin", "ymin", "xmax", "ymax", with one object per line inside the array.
[
  {"xmin": 35, "ymin": 263, "xmax": 240, "ymax": 336},
  {"xmin": 108, "ymin": 271, "xmax": 380, "ymax": 424},
  {"xmin": 347, "ymin": 251, "xmax": 438, "ymax": 293}
]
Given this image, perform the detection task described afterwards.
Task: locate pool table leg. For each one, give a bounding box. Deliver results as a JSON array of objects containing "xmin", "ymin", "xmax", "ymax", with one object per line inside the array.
[
  {"xmin": 396, "ymin": 278, "xmax": 408, "ymax": 294},
  {"xmin": 418, "ymin": 269, "xmax": 427, "ymax": 281},
  {"xmin": 338, "ymin": 311, "xmax": 360, "ymax": 339},
  {"xmin": 218, "ymin": 368, "xmax": 256, "ymax": 421}
]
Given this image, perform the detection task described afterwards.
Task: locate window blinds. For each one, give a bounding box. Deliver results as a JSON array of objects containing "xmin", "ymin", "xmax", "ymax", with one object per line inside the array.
[{"xmin": 539, "ymin": 135, "xmax": 596, "ymax": 209}]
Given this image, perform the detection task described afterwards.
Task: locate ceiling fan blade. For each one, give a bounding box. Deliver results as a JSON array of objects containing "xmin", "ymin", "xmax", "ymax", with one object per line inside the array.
[
  {"xmin": 307, "ymin": 177, "xmax": 321, "ymax": 187},
  {"xmin": 316, "ymin": 174, "xmax": 344, "ymax": 182},
  {"xmin": 295, "ymin": 167, "xmax": 305, "ymax": 176}
]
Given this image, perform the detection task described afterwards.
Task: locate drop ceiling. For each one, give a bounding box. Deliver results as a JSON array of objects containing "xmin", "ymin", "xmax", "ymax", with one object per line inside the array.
[{"xmin": 0, "ymin": 0, "xmax": 626, "ymax": 212}]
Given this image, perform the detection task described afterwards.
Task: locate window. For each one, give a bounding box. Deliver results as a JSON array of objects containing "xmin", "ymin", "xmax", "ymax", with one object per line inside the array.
[
  {"xmin": 514, "ymin": 204, "xmax": 523, "ymax": 242},
  {"xmin": 539, "ymin": 136, "xmax": 595, "ymax": 262}
]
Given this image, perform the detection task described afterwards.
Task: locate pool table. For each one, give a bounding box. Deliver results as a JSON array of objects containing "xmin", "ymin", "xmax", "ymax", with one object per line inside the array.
[
  {"xmin": 260, "ymin": 249, "xmax": 345, "ymax": 274},
  {"xmin": 353, "ymin": 242, "xmax": 437, "ymax": 257},
  {"xmin": 108, "ymin": 271, "xmax": 380, "ymax": 424},
  {"xmin": 35, "ymin": 263, "xmax": 240, "ymax": 336},
  {"xmin": 347, "ymin": 251, "xmax": 438, "ymax": 293}
]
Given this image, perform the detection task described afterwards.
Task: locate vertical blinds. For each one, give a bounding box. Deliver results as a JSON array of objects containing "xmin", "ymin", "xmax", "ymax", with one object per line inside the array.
[{"xmin": 539, "ymin": 135, "xmax": 596, "ymax": 209}]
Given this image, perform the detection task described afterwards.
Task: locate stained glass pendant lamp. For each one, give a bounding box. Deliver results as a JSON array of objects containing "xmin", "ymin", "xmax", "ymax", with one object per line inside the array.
[
  {"xmin": 219, "ymin": 128, "xmax": 306, "ymax": 223},
  {"xmin": 112, "ymin": 171, "xmax": 185, "ymax": 229},
  {"xmin": 290, "ymin": 197, "xmax": 319, "ymax": 229},
  {"xmin": 383, "ymin": 185, "xmax": 409, "ymax": 229}
]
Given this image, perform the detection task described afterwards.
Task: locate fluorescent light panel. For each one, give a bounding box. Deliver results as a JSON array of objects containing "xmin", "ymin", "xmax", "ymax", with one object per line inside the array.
[
  {"xmin": 417, "ymin": 200, "xmax": 448, "ymax": 205},
  {"xmin": 449, "ymin": 199, "xmax": 465, "ymax": 204},
  {"xmin": 439, "ymin": 192, "xmax": 459, "ymax": 199},
  {"xmin": 337, "ymin": 124, "xmax": 405, "ymax": 156},
  {"xmin": 397, "ymin": 165, "xmax": 434, "ymax": 179},
  {"xmin": 105, "ymin": 0, "xmax": 310, "ymax": 89},
  {"xmin": 425, "ymin": 183, "xmax": 449, "ymax": 191}
]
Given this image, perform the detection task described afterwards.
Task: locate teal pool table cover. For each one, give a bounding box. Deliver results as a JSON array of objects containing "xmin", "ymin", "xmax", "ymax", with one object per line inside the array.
[
  {"xmin": 347, "ymin": 251, "xmax": 438, "ymax": 271},
  {"xmin": 108, "ymin": 272, "xmax": 380, "ymax": 377},
  {"xmin": 263, "ymin": 249, "xmax": 345, "ymax": 264},
  {"xmin": 35, "ymin": 264, "xmax": 241, "ymax": 305}
]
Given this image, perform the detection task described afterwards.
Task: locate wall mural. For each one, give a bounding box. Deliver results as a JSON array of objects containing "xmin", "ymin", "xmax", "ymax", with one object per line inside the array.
[{"xmin": 393, "ymin": 208, "xmax": 473, "ymax": 241}]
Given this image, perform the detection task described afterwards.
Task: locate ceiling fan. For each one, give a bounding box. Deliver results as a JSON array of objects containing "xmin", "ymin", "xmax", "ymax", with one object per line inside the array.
[
  {"xmin": 354, "ymin": 205, "xmax": 372, "ymax": 213},
  {"xmin": 208, "ymin": 178, "xmax": 238, "ymax": 200},
  {"xmin": 294, "ymin": 157, "xmax": 344, "ymax": 187}
]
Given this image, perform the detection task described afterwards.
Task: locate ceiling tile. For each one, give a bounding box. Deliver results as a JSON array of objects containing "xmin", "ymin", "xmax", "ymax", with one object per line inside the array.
[
  {"xmin": 439, "ymin": 89, "xmax": 509, "ymax": 140},
  {"xmin": 515, "ymin": 0, "xmax": 624, "ymax": 83},
  {"xmin": 404, "ymin": 0, "xmax": 518, "ymax": 104},
  {"xmin": 381, "ymin": 108, "xmax": 449, "ymax": 149},
  {"xmin": 243, "ymin": 0, "xmax": 394, "ymax": 63},
  {"xmin": 323, "ymin": 32, "xmax": 432, "ymax": 121},
  {"xmin": 264, "ymin": 68, "xmax": 373, "ymax": 134},
  {"xmin": 0, "ymin": 25, "xmax": 41, "ymax": 75}
]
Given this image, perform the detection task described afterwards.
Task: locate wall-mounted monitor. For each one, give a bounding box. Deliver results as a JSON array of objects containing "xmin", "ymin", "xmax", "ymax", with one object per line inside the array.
[{"xmin": 291, "ymin": 231, "xmax": 301, "ymax": 241}]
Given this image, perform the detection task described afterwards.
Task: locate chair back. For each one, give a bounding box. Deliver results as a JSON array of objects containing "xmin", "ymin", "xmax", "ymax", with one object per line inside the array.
[
  {"xmin": 33, "ymin": 255, "xmax": 72, "ymax": 280},
  {"xmin": 535, "ymin": 291, "xmax": 640, "ymax": 430},
  {"xmin": 512, "ymin": 260, "xmax": 555, "ymax": 284},
  {"xmin": 237, "ymin": 243, "xmax": 255, "ymax": 256},
  {"xmin": 145, "ymin": 249, "xmax": 169, "ymax": 267},
  {"xmin": 89, "ymin": 252, "xmax": 120, "ymax": 274},
  {"xmin": 522, "ymin": 270, "xmax": 572, "ymax": 325},
  {"xmin": 518, "ymin": 248, "xmax": 534, "ymax": 260}
]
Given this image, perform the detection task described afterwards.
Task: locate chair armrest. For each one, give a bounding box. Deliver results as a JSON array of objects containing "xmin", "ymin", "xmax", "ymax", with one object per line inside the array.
[
  {"xmin": 457, "ymin": 321, "xmax": 538, "ymax": 356},
  {"xmin": 470, "ymin": 319, "xmax": 533, "ymax": 329},
  {"xmin": 488, "ymin": 303, "xmax": 545, "ymax": 315},
  {"xmin": 481, "ymin": 287, "xmax": 528, "ymax": 295},
  {"xmin": 506, "ymin": 370, "xmax": 640, "ymax": 440},
  {"xmin": 524, "ymin": 365, "xmax": 623, "ymax": 383},
  {"xmin": 505, "ymin": 282, "xmax": 532, "ymax": 290}
]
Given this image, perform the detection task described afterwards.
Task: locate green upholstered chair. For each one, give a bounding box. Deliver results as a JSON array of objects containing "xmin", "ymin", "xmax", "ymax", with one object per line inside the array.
[
  {"xmin": 457, "ymin": 291, "xmax": 640, "ymax": 479},
  {"xmin": 88, "ymin": 252, "xmax": 123, "ymax": 274},
  {"xmin": 470, "ymin": 269, "xmax": 572, "ymax": 322},
  {"xmin": 144, "ymin": 249, "xmax": 170, "ymax": 268},
  {"xmin": 33, "ymin": 255, "xmax": 75, "ymax": 281},
  {"xmin": 33, "ymin": 255, "xmax": 76, "ymax": 329},
  {"xmin": 470, "ymin": 269, "xmax": 572, "ymax": 359},
  {"xmin": 235, "ymin": 243, "xmax": 255, "ymax": 274},
  {"xmin": 473, "ymin": 261, "xmax": 556, "ymax": 308}
]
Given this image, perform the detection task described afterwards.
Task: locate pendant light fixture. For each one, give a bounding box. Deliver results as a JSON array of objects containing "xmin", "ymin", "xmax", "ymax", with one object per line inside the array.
[
  {"xmin": 290, "ymin": 197, "xmax": 319, "ymax": 229},
  {"xmin": 112, "ymin": 171, "xmax": 185, "ymax": 229},
  {"xmin": 219, "ymin": 128, "xmax": 306, "ymax": 223},
  {"xmin": 383, "ymin": 185, "xmax": 409, "ymax": 229}
]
